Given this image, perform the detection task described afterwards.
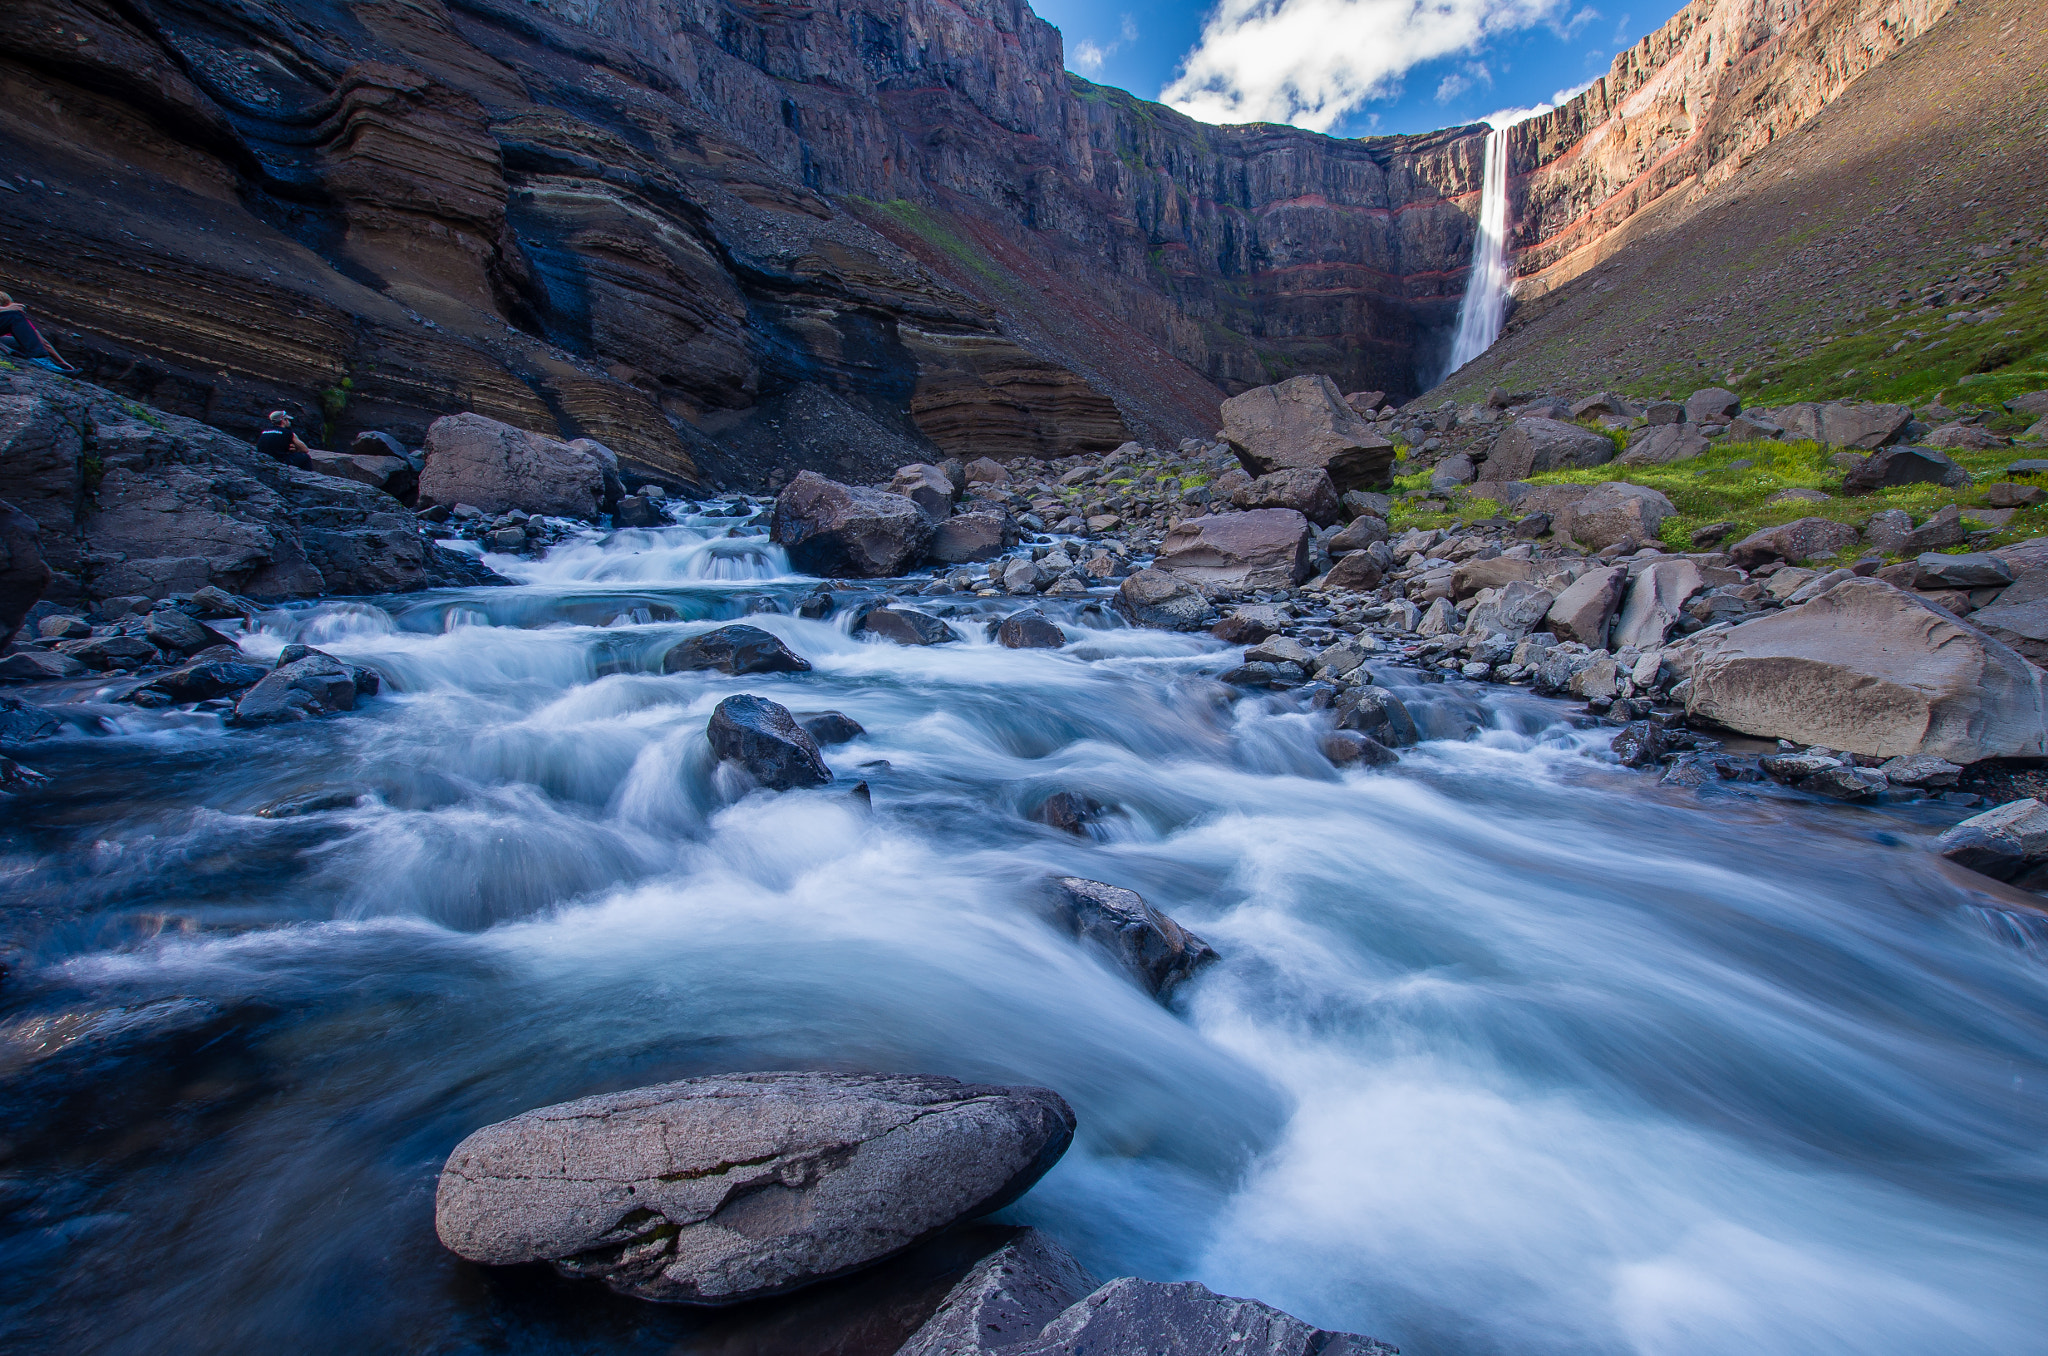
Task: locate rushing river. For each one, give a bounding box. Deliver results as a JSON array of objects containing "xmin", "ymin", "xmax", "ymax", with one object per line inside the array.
[{"xmin": 2, "ymin": 506, "xmax": 2046, "ymax": 1356}]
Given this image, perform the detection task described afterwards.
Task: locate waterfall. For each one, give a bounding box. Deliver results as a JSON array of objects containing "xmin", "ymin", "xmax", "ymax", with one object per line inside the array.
[{"xmin": 1447, "ymin": 125, "xmax": 1512, "ymax": 373}]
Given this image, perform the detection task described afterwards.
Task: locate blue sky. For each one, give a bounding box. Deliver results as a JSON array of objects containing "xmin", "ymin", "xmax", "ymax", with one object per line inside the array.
[{"xmin": 1029, "ymin": 0, "xmax": 1659, "ymax": 136}]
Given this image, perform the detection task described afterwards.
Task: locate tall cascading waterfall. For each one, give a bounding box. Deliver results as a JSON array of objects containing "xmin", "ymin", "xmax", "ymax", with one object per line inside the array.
[{"xmin": 1446, "ymin": 124, "xmax": 1512, "ymax": 373}]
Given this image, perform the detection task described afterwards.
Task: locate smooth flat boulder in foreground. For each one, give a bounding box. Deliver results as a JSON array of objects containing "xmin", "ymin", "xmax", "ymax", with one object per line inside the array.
[
  {"xmin": 435, "ymin": 1072, "xmax": 1074, "ymax": 1305},
  {"xmin": 1682, "ymin": 578, "xmax": 2048, "ymax": 762},
  {"xmin": 898, "ymin": 1229, "xmax": 1396, "ymax": 1356}
]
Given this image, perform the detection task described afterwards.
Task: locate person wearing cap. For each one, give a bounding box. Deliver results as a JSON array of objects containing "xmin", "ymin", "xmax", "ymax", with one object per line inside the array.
[
  {"xmin": 0, "ymin": 291, "xmax": 79, "ymax": 374},
  {"xmin": 256, "ymin": 410, "xmax": 316, "ymax": 469}
]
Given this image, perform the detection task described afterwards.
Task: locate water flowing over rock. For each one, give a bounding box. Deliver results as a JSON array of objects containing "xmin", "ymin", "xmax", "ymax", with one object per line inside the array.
[
  {"xmin": 1681, "ymin": 579, "xmax": 2048, "ymax": 762},
  {"xmin": 662, "ymin": 625, "xmax": 812, "ymax": 676},
  {"xmin": 772, "ymin": 473, "xmax": 934, "ymax": 578},
  {"xmin": 434, "ymin": 1072, "xmax": 1074, "ymax": 1305},
  {"xmin": 418, "ymin": 414, "xmax": 606, "ymax": 520},
  {"xmin": 856, "ymin": 607, "xmax": 962, "ymax": 646},
  {"xmin": 1154, "ymin": 510, "xmax": 1312, "ymax": 589},
  {"xmin": 1220, "ymin": 378, "xmax": 1395, "ymax": 494},
  {"xmin": 232, "ymin": 654, "xmax": 376, "ymax": 725},
  {"xmin": 706, "ymin": 694, "xmax": 832, "ymax": 790},
  {"xmin": 1045, "ymin": 878, "xmax": 1218, "ymax": 999}
]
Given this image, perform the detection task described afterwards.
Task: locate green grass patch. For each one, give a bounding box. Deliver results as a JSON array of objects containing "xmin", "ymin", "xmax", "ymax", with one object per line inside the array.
[
  {"xmin": 1392, "ymin": 439, "xmax": 2048, "ymax": 552},
  {"xmin": 854, "ymin": 198, "xmax": 1017, "ymax": 298}
]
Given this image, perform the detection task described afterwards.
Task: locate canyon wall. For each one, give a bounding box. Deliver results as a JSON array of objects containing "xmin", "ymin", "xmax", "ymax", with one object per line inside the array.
[{"xmin": 0, "ymin": 0, "xmax": 1952, "ymax": 482}]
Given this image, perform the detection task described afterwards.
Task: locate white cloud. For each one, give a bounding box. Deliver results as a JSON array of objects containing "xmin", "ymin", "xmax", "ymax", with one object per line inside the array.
[
  {"xmin": 1435, "ymin": 72, "xmax": 1473, "ymax": 103},
  {"xmin": 1070, "ymin": 14, "xmax": 1139, "ymax": 76},
  {"xmin": 1161, "ymin": 0, "xmax": 1571, "ymax": 132}
]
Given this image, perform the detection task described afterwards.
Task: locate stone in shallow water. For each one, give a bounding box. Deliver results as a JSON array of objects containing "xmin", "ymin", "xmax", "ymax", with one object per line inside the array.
[
  {"xmin": 995, "ymin": 611, "xmax": 1065, "ymax": 649},
  {"xmin": 662, "ymin": 623, "xmax": 812, "ymax": 676},
  {"xmin": 1045, "ymin": 877, "xmax": 1218, "ymax": 998},
  {"xmin": 707, "ymin": 693, "xmax": 831, "ymax": 790},
  {"xmin": 796, "ymin": 710, "xmax": 865, "ymax": 745},
  {"xmin": 434, "ymin": 1072, "xmax": 1074, "ymax": 1305},
  {"xmin": 857, "ymin": 606, "xmax": 962, "ymax": 646}
]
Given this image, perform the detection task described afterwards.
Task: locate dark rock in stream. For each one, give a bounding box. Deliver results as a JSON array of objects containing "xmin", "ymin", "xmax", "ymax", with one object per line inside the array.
[
  {"xmin": 995, "ymin": 611, "xmax": 1065, "ymax": 649},
  {"xmin": 662, "ymin": 624, "xmax": 812, "ymax": 676},
  {"xmin": 133, "ymin": 658, "xmax": 269, "ymax": 705},
  {"xmin": 1611, "ymin": 721, "xmax": 1668, "ymax": 769},
  {"xmin": 1028, "ymin": 791, "xmax": 1105, "ymax": 836},
  {"xmin": 433, "ymin": 1071, "xmax": 1075, "ymax": 1305},
  {"xmin": 254, "ymin": 789, "xmax": 363, "ymax": 818},
  {"xmin": 856, "ymin": 607, "xmax": 961, "ymax": 646},
  {"xmin": 1323, "ymin": 731, "xmax": 1400, "ymax": 767},
  {"xmin": 1333, "ymin": 687, "xmax": 1420, "ymax": 748},
  {"xmin": 0, "ymin": 695, "xmax": 62, "ymax": 745},
  {"xmin": 0, "ymin": 649, "xmax": 88, "ymax": 681},
  {"xmin": 1, "ymin": 498, "xmax": 51, "ymax": 647},
  {"xmin": 898, "ymin": 1228, "xmax": 1397, "ymax": 1356},
  {"xmin": 231, "ymin": 654, "xmax": 375, "ymax": 725},
  {"xmin": 0, "ymin": 753, "xmax": 49, "ymax": 796},
  {"xmin": 797, "ymin": 711, "xmax": 866, "ymax": 746},
  {"xmin": 707, "ymin": 693, "xmax": 832, "ymax": 790},
  {"xmin": 1045, "ymin": 878, "xmax": 1219, "ymax": 999}
]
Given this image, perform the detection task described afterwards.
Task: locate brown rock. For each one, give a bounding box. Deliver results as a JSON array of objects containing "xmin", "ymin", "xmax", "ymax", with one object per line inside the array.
[
  {"xmin": 1324, "ymin": 551, "xmax": 1384, "ymax": 590},
  {"xmin": 1774, "ymin": 402, "xmax": 1912, "ymax": 449},
  {"xmin": 1544, "ymin": 565, "xmax": 1628, "ymax": 646},
  {"xmin": 1450, "ymin": 557, "xmax": 1537, "ymax": 600},
  {"xmin": 771, "ymin": 471, "xmax": 934, "ymax": 577},
  {"xmin": 1726, "ymin": 517, "xmax": 1861, "ymax": 567},
  {"xmin": 1220, "ymin": 376, "xmax": 1395, "ymax": 494},
  {"xmin": 1230, "ymin": 468, "xmax": 1341, "ymax": 525},
  {"xmin": 1154, "ymin": 510, "xmax": 1311, "ymax": 588},
  {"xmin": 931, "ymin": 511, "xmax": 1013, "ymax": 564},
  {"xmin": 888, "ymin": 463, "xmax": 956, "ymax": 519},
  {"xmin": 1482, "ymin": 418, "xmax": 1615, "ymax": 481},
  {"xmin": 1553, "ymin": 482, "xmax": 1676, "ymax": 550}
]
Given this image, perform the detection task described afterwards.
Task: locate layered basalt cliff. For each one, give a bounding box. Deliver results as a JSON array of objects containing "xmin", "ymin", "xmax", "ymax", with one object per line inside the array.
[{"xmin": 0, "ymin": 0, "xmax": 1952, "ymax": 483}]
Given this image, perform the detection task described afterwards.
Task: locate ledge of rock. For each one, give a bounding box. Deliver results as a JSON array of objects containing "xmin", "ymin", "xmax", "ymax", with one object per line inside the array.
[{"xmin": 434, "ymin": 1071, "xmax": 1075, "ymax": 1306}]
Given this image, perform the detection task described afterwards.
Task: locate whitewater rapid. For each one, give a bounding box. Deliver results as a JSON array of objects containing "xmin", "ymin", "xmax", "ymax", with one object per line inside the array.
[{"xmin": 1, "ymin": 507, "xmax": 2044, "ymax": 1355}]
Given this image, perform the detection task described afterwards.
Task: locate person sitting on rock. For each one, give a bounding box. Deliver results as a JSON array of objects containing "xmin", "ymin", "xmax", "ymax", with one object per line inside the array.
[
  {"xmin": 256, "ymin": 410, "xmax": 316, "ymax": 470},
  {"xmin": 0, "ymin": 291, "xmax": 80, "ymax": 374}
]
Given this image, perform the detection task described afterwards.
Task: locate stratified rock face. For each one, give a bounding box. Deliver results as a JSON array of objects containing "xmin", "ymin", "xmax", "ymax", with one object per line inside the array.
[
  {"xmin": 772, "ymin": 472, "xmax": 934, "ymax": 578},
  {"xmin": 418, "ymin": 414, "xmax": 604, "ymax": 519},
  {"xmin": 0, "ymin": 368, "xmax": 435, "ymax": 602},
  {"xmin": 1684, "ymin": 578, "xmax": 2048, "ymax": 762},
  {"xmin": 434, "ymin": 1072, "xmax": 1076, "ymax": 1305}
]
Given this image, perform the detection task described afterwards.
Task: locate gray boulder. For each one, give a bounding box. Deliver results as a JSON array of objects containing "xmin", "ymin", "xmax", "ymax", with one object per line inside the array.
[
  {"xmin": 1613, "ymin": 560, "xmax": 1706, "ymax": 649},
  {"xmin": 1862, "ymin": 509, "xmax": 1914, "ymax": 555},
  {"xmin": 772, "ymin": 471, "xmax": 934, "ymax": 577},
  {"xmin": 1231, "ymin": 467, "xmax": 1342, "ymax": 525},
  {"xmin": 419, "ymin": 412, "xmax": 604, "ymax": 519},
  {"xmin": 889, "ymin": 464, "xmax": 956, "ymax": 519},
  {"xmin": 856, "ymin": 607, "xmax": 961, "ymax": 646},
  {"xmin": 0, "ymin": 649, "xmax": 88, "ymax": 682},
  {"xmin": 996, "ymin": 611, "xmax": 1065, "ymax": 649},
  {"xmin": 1727, "ymin": 411, "xmax": 1785, "ymax": 441},
  {"xmin": 1545, "ymin": 565, "xmax": 1627, "ymax": 647},
  {"xmin": 1326, "ymin": 514, "xmax": 1390, "ymax": 555},
  {"xmin": 1155, "ymin": 510, "xmax": 1311, "ymax": 588},
  {"xmin": 614, "ymin": 495, "xmax": 665, "ymax": 528},
  {"xmin": 1915, "ymin": 553, "xmax": 2013, "ymax": 590},
  {"xmin": 232, "ymin": 653, "xmax": 375, "ymax": 724},
  {"xmin": 1726, "ymin": 517, "xmax": 1860, "ymax": 568},
  {"xmin": 435, "ymin": 1072, "xmax": 1074, "ymax": 1305},
  {"xmin": 1571, "ymin": 392, "xmax": 1639, "ymax": 420},
  {"xmin": 137, "ymin": 657, "xmax": 268, "ymax": 704},
  {"xmin": 931, "ymin": 511, "xmax": 1013, "ymax": 564},
  {"xmin": 1775, "ymin": 401, "xmax": 1911, "ymax": 449},
  {"xmin": 707, "ymin": 693, "xmax": 832, "ymax": 789},
  {"xmin": 142, "ymin": 608, "xmax": 230, "ymax": 655},
  {"xmin": 1483, "ymin": 418, "xmax": 1615, "ymax": 481},
  {"xmin": 1685, "ymin": 387, "xmax": 1741, "ymax": 423},
  {"xmin": 1552, "ymin": 482, "xmax": 1675, "ymax": 550},
  {"xmin": 901, "ymin": 1229, "xmax": 1394, "ymax": 1356},
  {"xmin": 0, "ymin": 694, "xmax": 63, "ymax": 745},
  {"xmin": 1464, "ymin": 581, "xmax": 1555, "ymax": 640},
  {"xmin": 1904, "ymin": 505, "xmax": 1968, "ymax": 553},
  {"xmin": 1324, "ymin": 552, "xmax": 1383, "ymax": 590},
  {"xmin": 1682, "ymin": 578, "xmax": 2048, "ymax": 762},
  {"xmin": 1333, "ymin": 686, "xmax": 1420, "ymax": 747},
  {"xmin": 1936, "ymin": 798, "xmax": 2048, "ymax": 883},
  {"xmin": 1220, "ymin": 375, "xmax": 1395, "ymax": 493},
  {"xmin": 1046, "ymin": 878, "xmax": 1218, "ymax": 998},
  {"xmin": 1965, "ymin": 568, "xmax": 2048, "ymax": 662},
  {"xmin": 663, "ymin": 624, "xmax": 812, "ymax": 676},
  {"xmin": 1113, "ymin": 569, "xmax": 1212, "ymax": 630},
  {"xmin": 1620, "ymin": 424, "xmax": 1709, "ymax": 466},
  {"xmin": 1841, "ymin": 446, "xmax": 1969, "ymax": 493}
]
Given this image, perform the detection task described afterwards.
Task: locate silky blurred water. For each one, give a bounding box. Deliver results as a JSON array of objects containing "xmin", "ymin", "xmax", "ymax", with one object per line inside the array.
[{"xmin": 1, "ymin": 507, "xmax": 2045, "ymax": 1356}]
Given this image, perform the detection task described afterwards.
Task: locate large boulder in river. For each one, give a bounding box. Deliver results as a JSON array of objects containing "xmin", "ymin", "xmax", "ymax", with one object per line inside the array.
[
  {"xmin": 419, "ymin": 413, "xmax": 605, "ymax": 520},
  {"xmin": 231, "ymin": 652, "xmax": 377, "ymax": 724},
  {"xmin": 1154, "ymin": 509, "xmax": 1311, "ymax": 589},
  {"xmin": 1046, "ymin": 877, "xmax": 1218, "ymax": 999},
  {"xmin": 930, "ymin": 511, "xmax": 1013, "ymax": 564},
  {"xmin": 1482, "ymin": 417, "xmax": 1615, "ymax": 481},
  {"xmin": 1113, "ymin": 569, "xmax": 1211, "ymax": 630},
  {"xmin": 434, "ymin": 1072, "xmax": 1075, "ymax": 1305},
  {"xmin": 855, "ymin": 606, "xmax": 961, "ymax": 646},
  {"xmin": 1220, "ymin": 375, "xmax": 1394, "ymax": 493},
  {"xmin": 1681, "ymin": 578, "xmax": 2048, "ymax": 762},
  {"xmin": 707, "ymin": 693, "xmax": 832, "ymax": 789},
  {"xmin": 0, "ymin": 499, "xmax": 51, "ymax": 646},
  {"xmin": 899, "ymin": 1229, "xmax": 1396, "ymax": 1356},
  {"xmin": 772, "ymin": 471, "xmax": 934, "ymax": 577},
  {"xmin": 662, "ymin": 624, "xmax": 811, "ymax": 675}
]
